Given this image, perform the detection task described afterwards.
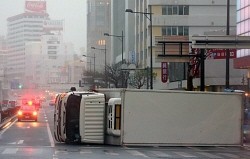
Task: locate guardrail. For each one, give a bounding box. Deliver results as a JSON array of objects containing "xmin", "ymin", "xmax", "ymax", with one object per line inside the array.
[{"xmin": 0, "ymin": 107, "xmax": 19, "ymax": 128}]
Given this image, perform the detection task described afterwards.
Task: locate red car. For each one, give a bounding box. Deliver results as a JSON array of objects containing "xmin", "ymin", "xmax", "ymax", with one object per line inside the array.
[{"xmin": 17, "ymin": 103, "xmax": 38, "ymax": 122}]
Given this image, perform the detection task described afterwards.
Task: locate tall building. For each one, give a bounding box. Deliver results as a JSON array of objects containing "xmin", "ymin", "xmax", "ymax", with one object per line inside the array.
[
  {"xmin": 234, "ymin": 0, "xmax": 250, "ymax": 92},
  {"xmin": 0, "ymin": 36, "xmax": 8, "ymax": 101},
  {"xmin": 87, "ymin": 0, "xmax": 111, "ymax": 73},
  {"xmin": 7, "ymin": 1, "xmax": 49, "ymax": 81},
  {"xmin": 110, "ymin": 0, "xmax": 125, "ymax": 63},
  {"xmin": 5, "ymin": 1, "xmax": 80, "ymax": 93},
  {"xmin": 129, "ymin": 0, "xmax": 246, "ymax": 90}
]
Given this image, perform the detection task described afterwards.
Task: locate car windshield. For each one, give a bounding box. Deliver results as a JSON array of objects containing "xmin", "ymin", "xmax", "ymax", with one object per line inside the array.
[{"xmin": 20, "ymin": 106, "xmax": 35, "ymax": 111}]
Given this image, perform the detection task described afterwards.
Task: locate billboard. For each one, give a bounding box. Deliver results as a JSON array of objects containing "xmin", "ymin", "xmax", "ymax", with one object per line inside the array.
[
  {"xmin": 25, "ymin": 1, "xmax": 46, "ymax": 13},
  {"xmin": 43, "ymin": 20, "xmax": 63, "ymax": 31},
  {"xmin": 206, "ymin": 49, "xmax": 237, "ymax": 59}
]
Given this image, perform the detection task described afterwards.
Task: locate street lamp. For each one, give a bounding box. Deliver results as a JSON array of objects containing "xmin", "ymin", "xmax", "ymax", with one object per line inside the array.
[
  {"xmin": 91, "ymin": 45, "xmax": 107, "ymax": 87},
  {"xmin": 226, "ymin": 0, "xmax": 230, "ymax": 89},
  {"xmin": 125, "ymin": 8, "xmax": 153, "ymax": 89},
  {"xmin": 104, "ymin": 31, "xmax": 125, "ymax": 87},
  {"xmin": 104, "ymin": 31, "xmax": 124, "ymax": 63},
  {"xmin": 82, "ymin": 54, "xmax": 96, "ymax": 77}
]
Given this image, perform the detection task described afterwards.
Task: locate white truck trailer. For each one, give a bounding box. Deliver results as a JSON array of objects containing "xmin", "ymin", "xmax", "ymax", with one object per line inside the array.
[{"xmin": 97, "ymin": 89, "xmax": 243, "ymax": 146}]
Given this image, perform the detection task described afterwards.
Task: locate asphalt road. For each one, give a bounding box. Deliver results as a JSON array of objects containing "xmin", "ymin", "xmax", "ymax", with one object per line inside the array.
[{"xmin": 0, "ymin": 102, "xmax": 249, "ymax": 159}]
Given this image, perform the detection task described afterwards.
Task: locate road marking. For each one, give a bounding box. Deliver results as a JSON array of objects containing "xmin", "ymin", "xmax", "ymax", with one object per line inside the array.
[
  {"xmin": 127, "ymin": 150, "xmax": 149, "ymax": 158},
  {"xmin": 80, "ymin": 150, "xmax": 92, "ymax": 154},
  {"xmin": 55, "ymin": 150, "xmax": 68, "ymax": 154},
  {"xmin": 197, "ymin": 152, "xmax": 223, "ymax": 158},
  {"xmin": 105, "ymin": 152, "xmax": 119, "ymax": 155},
  {"xmin": 17, "ymin": 140, "xmax": 24, "ymax": 144},
  {"xmin": 150, "ymin": 151, "xmax": 171, "ymax": 157},
  {"xmin": 218, "ymin": 153, "xmax": 239, "ymax": 158},
  {"xmin": 174, "ymin": 151, "xmax": 197, "ymax": 158},
  {"xmin": 46, "ymin": 122, "xmax": 55, "ymax": 147},
  {"xmin": 2, "ymin": 148, "xmax": 18, "ymax": 154}
]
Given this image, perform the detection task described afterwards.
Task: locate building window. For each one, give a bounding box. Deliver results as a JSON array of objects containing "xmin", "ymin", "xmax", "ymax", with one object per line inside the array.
[
  {"xmin": 48, "ymin": 51, "xmax": 57, "ymax": 54},
  {"xmin": 162, "ymin": 5, "xmax": 189, "ymax": 15},
  {"xmin": 162, "ymin": 26, "xmax": 189, "ymax": 36},
  {"xmin": 48, "ymin": 46, "xmax": 57, "ymax": 49}
]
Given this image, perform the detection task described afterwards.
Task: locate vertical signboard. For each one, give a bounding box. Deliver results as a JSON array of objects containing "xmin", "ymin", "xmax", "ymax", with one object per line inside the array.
[{"xmin": 161, "ymin": 62, "xmax": 168, "ymax": 83}]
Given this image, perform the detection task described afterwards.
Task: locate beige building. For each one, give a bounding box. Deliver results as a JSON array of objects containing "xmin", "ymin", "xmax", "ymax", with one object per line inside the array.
[{"xmin": 130, "ymin": 0, "xmax": 246, "ymax": 90}]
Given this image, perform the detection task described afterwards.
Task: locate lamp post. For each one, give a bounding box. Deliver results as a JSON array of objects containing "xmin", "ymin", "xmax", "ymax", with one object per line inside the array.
[
  {"xmin": 126, "ymin": 7, "xmax": 153, "ymax": 89},
  {"xmin": 104, "ymin": 31, "xmax": 124, "ymax": 63},
  {"xmin": 104, "ymin": 31, "xmax": 125, "ymax": 87},
  {"xmin": 82, "ymin": 54, "xmax": 96, "ymax": 77},
  {"xmin": 226, "ymin": 0, "xmax": 230, "ymax": 89},
  {"xmin": 91, "ymin": 45, "xmax": 107, "ymax": 87}
]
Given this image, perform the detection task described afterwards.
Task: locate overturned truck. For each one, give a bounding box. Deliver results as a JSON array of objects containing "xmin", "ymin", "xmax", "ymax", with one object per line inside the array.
[
  {"xmin": 54, "ymin": 91, "xmax": 105, "ymax": 144},
  {"xmin": 54, "ymin": 89, "xmax": 244, "ymax": 146}
]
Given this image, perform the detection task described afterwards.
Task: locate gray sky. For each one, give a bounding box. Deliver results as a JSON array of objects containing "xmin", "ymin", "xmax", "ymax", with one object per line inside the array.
[{"xmin": 0, "ymin": 0, "xmax": 87, "ymax": 52}]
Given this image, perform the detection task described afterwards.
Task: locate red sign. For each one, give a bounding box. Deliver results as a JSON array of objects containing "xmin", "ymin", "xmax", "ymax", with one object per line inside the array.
[
  {"xmin": 25, "ymin": 1, "xmax": 46, "ymax": 13},
  {"xmin": 161, "ymin": 62, "xmax": 168, "ymax": 83},
  {"xmin": 207, "ymin": 49, "xmax": 236, "ymax": 59}
]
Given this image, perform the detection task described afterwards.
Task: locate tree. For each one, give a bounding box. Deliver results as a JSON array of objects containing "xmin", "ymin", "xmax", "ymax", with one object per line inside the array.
[
  {"xmin": 105, "ymin": 61, "xmax": 129, "ymax": 88},
  {"xmin": 128, "ymin": 69, "xmax": 148, "ymax": 89}
]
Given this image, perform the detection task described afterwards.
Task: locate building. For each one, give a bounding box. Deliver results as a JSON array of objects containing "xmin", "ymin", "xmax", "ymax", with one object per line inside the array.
[
  {"xmin": 6, "ymin": 1, "xmax": 49, "ymax": 83},
  {"xmin": 0, "ymin": 36, "xmax": 8, "ymax": 101},
  {"xmin": 87, "ymin": 0, "xmax": 111, "ymax": 73},
  {"xmin": 129, "ymin": 0, "xmax": 246, "ymax": 90},
  {"xmin": 234, "ymin": 0, "xmax": 250, "ymax": 93},
  {"xmin": 5, "ymin": 1, "xmax": 81, "ymax": 94}
]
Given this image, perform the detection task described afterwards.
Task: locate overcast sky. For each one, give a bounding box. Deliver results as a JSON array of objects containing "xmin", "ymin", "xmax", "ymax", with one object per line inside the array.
[{"xmin": 0, "ymin": 0, "xmax": 87, "ymax": 52}]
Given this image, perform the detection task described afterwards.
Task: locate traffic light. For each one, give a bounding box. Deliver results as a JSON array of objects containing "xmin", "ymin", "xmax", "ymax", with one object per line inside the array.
[
  {"xmin": 18, "ymin": 83, "xmax": 23, "ymax": 89},
  {"xmin": 11, "ymin": 81, "xmax": 23, "ymax": 89}
]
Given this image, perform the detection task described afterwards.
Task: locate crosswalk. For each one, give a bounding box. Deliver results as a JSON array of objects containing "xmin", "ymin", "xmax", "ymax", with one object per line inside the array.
[{"xmin": 0, "ymin": 147, "xmax": 247, "ymax": 158}]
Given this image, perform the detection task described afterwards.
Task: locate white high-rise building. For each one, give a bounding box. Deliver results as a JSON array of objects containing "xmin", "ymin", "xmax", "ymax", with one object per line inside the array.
[{"xmin": 7, "ymin": 11, "xmax": 49, "ymax": 80}]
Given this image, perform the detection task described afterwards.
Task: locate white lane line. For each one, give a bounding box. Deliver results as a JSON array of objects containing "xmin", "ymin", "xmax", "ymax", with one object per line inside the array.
[
  {"xmin": 150, "ymin": 151, "xmax": 172, "ymax": 157},
  {"xmin": 55, "ymin": 150, "xmax": 68, "ymax": 154},
  {"xmin": 80, "ymin": 150, "xmax": 92, "ymax": 154},
  {"xmin": 127, "ymin": 150, "xmax": 149, "ymax": 158},
  {"xmin": 44, "ymin": 107, "xmax": 55, "ymax": 147},
  {"xmin": 218, "ymin": 153, "xmax": 239, "ymax": 158},
  {"xmin": 196, "ymin": 152, "xmax": 223, "ymax": 158},
  {"xmin": 46, "ymin": 122, "xmax": 54, "ymax": 147},
  {"xmin": 174, "ymin": 151, "xmax": 197, "ymax": 158},
  {"xmin": 17, "ymin": 140, "xmax": 24, "ymax": 144},
  {"xmin": 105, "ymin": 152, "xmax": 119, "ymax": 155},
  {"xmin": 46, "ymin": 123, "xmax": 55, "ymax": 147},
  {"xmin": 2, "ymin": 148, "xmax": 18, "ymax": 154}
]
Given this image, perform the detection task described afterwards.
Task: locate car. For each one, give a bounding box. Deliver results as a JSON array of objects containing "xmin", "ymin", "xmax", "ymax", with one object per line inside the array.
[
  {"xmin": 33, "ymin": 100, "xmax": 41, "ymax": 110},
  {"xmin": 49, "ymin": 99, "xmax": 56, "ymax": 106},
  {"xmin": 17, "ymin": 103, "xmax": 38, "ymax": 122}
]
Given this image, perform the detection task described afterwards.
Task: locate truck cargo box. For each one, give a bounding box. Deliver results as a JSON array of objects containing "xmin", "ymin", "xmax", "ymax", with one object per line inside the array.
[{"xmin": 98, "ymin": 89, "xmax": 243, "ymax": 146}]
